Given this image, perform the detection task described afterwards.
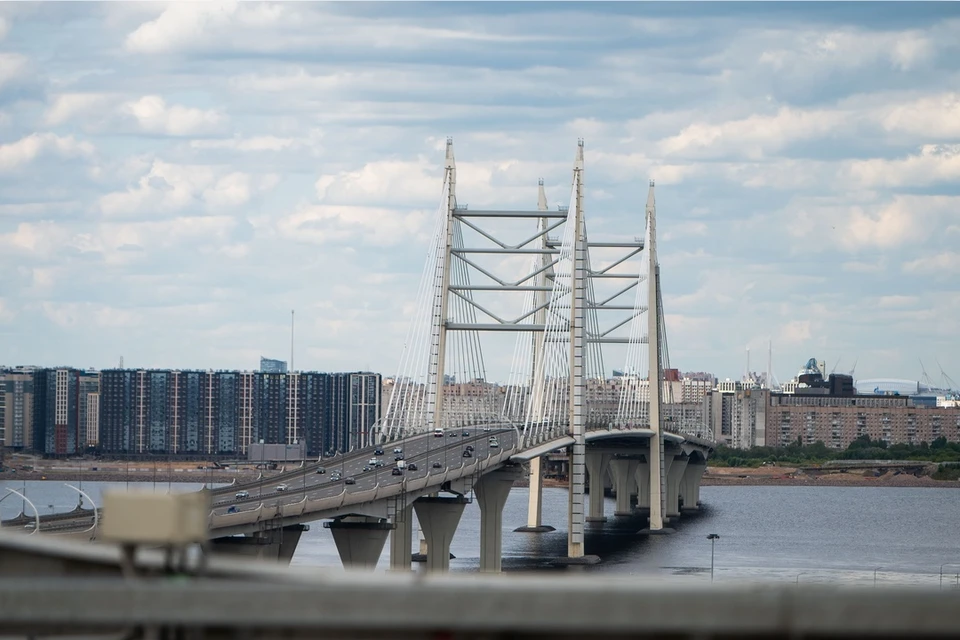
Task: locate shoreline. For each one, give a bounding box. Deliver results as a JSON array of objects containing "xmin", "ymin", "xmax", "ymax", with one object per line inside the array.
[{"xmin": 5, "ymin": 467, "xmax": 959, "ymax": 489}]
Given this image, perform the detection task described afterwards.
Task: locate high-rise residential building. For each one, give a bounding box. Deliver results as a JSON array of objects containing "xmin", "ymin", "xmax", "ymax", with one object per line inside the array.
[
  {"xmin": 31, "ymin": 368, "xmax": 97, "ymax": 455},
  {"xmin": 350, "ymin": 372, "xmax": 381, "ymax": 450},
  {"xmin": 0, "ymin": 368, "xmax": 35, "ymax": 449},
  {"xmin": 260, "ymin": 357, "xmax": 287, "ymax": 374}
]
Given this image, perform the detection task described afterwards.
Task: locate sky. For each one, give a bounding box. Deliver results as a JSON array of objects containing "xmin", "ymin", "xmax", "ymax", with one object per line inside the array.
[{"xmin": 1, "ymin": 2, "xmax": 959, "ymax": 386}]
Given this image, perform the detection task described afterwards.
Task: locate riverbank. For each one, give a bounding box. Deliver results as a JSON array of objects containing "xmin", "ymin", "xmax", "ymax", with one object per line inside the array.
[
  {"xmin": 7, "ymin": 463, "xmax": 960, "ymax": 489},
  {"xmin": 703, "ymin": 466, "xmax": 960, "ymax": 488},
  {"xmin": 514, "ymin": 467, "xmax": 960, "ymax": 489}
]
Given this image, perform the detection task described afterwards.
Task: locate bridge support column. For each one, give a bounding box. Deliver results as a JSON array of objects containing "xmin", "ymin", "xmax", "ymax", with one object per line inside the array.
[
  {"xmin": 324, "ymin": 517, "xmax": 391, "ymax": 570},
  {"xmin": 681, "ymin": 461, "xmax": 707, "ymax": 511},
  {"xmin": 475, "ymin": 466, "xmax": 523, "ymax": 573},
  {"xmin": 209, "ymin": 525, "xmax": 307, "ymax": 564},
  {"xmin": 413, "ymin": 496, "xmax": 467, "ymax": 573},
  {"xmin": 609, "ymin": 458, "xmax": 638, "ymax": 516},
  {"xmin": 585, "ymin": 453, "xmax": 610, "ymax": 522},
  {"xmin": 637, "ymin": 455, "xmax": 672, "ymax": 521},
  {"xmin": 635, "ymin": 459, "xmax": 650, "ymax": 509},
  {"xmin": 666, "ymin": 455, "xmax": 688, "ymax": 518},
  {"xmin": 389, "ymin": 504, "xmax": 413, "ymax": 571},
  {"xmin": 515, "ymin": 457, "xmax": 554, "ymax": 532}
]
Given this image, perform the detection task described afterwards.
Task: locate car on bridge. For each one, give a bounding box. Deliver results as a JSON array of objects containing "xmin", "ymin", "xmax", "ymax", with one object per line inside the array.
[
  {"xmin": 275, "ymin": 484, "xmax": 289, "ymax": 492},
  {"xmin": 393, "ymin": 447, "xmax": 403, "ymax": 454},
  {"xmin": 408, "ymin": 463, "xmax": 418, "ymax": 471},
  {"xmin": 395, "ymin": 455, "xmax": 404, "ymax": 461},
  {"xmin": 391, "ymin": 468, "xmax": 403, "ymax": 476},
  {"xmin": 434, "ymin": 428, "xmax": 444, "ymax": 437},
  {"xmin": 344, "ymin": 477, "xmax": 356, "ymax": 485},
  {"xmin": 235, "ymin": 490, "xmax": 249, "ymax": 499},
  {"xmin": 463, "ymin": 450, "xmax": 472, "ymax": 458},
  {"xmin": 465, "ymin": 445, "xmax": 474, "ymax": 452},
  {"xmin": 448, "ymin": 432, "xmax": 458, "ymax": 437},
  {"xmin": 363, "ymin": 466, "xmax": 372, "ymax": 472},
  {"xmin": 462, "ymin": 431, "xmax": 470, "ymax": 437},
  {"xmin": 432, "ymin": 461, "xmax": 442, "ymax": 469},
  {"xmin": 375, "ymin": 448, "xmax": 384, "ymax": 455},
  {"xmin": 316, "ymin": 467, "xmax": 326, "ymax": 474},
  {"xmin": 368, "ymin": 458, "xmax": 379, "ymax": 465}
]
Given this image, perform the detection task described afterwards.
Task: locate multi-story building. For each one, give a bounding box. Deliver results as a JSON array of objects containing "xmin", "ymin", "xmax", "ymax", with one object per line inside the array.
[
  {"xmin": 0, "ymin": 368, "xmax": 35, "ymax": 449},
  {"xmin": 29, "ymin": 368, "xmax": 98, "ymax": 455}
]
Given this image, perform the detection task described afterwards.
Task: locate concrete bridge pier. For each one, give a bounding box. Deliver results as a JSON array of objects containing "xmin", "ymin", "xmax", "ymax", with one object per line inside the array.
[
  {"xmin": 474, "ymin": 466, "xmax": 523, "ymax": 573},
  {"xmin": 608, "ymin": 458, "xmax": 638, "ymax": 516},
  {"xmin": 515, "ymin": 457, "xmax": 554, "ymax": 532},
  {"xmin": 681, "ymin": 460, "xmax": 707, "ymax": 511},
  {"xmin": 636, "ymin": 454, "xmax": 673, "ymax": 523},
  {"xmin": 635, "ymin": 458, "xmax": 650, "ymax": 509},
  {"xmin": 324, "ymin": 517, "xmax": 392, "ymax": 570},
  {"xmin": 666, "ymin": 455, "xmax": 689, "ymax": 518},
  {"xmin": 413, "ymin": 496, "xmax": 467, "ymax": 573},
  {"xmin": 389, "ymin": 504, "xmax": 413, "ymax": 571},
  {"xmin": 585, "ymin": 453, "xmax": 611, "ymax": 522},
  {"xmin": 209, "ymin": 525, "xmax": 307, "ymax": 563}
]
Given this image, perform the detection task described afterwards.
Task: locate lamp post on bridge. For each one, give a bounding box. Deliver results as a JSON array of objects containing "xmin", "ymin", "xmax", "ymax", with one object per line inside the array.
[{"xmin": 707, "ymin": 534, "xmax": 719, "ymax": 583}]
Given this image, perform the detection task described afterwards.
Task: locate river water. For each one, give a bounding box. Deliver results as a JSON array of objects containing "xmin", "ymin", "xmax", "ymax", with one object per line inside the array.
[{"xmin": 3, "ymin": 480, "xmax": 959, "ymax": 587}]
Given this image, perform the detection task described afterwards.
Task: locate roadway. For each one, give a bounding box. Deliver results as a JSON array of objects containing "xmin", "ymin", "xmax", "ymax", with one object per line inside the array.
[{"xmin": 210, "ymin": 427, "xmax": 518, "ymax": 516}]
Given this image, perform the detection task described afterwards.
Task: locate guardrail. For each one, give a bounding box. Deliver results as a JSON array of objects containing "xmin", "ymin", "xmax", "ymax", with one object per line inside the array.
[{"xmin": 1, "ymin": 574, "xmax": 958, "ymax": 639}]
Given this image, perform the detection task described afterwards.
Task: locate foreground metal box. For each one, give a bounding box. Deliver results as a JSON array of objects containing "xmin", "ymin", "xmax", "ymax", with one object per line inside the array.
[{"xmin": 101, "ymin": 490, "xmax": 209, "ymax": 545}]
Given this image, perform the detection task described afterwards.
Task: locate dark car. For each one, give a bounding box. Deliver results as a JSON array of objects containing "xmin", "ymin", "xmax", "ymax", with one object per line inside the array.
[
  {"xmin": 375, "ymin": 449, "xmax": 384, "ymax": 456},
  {"xmin": 391, "ymin": 468, "xmax": 403, "ymax": 476},
  {"xmin": 226, "ymin": 506, "xmax": 238, "ymax": 514},
  {"xmin": 407, "ymin": 463, "xmax": 418, "ymax": 471},
  {"xmin": 465, "ymin": 445, "xmax": 474, "ymax": 452},
  {"xmin": 344, "ymin": 477, "xmax": 356, "ymax": 485},
  {"xmin": 462, "ymin": 450, "xmax": 472, "ymax": 458},
  {"xmin": 316, "ymin": 467, "xmax": 326, "ymax": 474},
  {"xmin": 432, "ymin": 461, "xmax": 442, "ymax": 469},
  {"xmin": 395, "ymin": 455, "xmax": 404, "ymax": 461},
  {"xmin": 363, "ymin": 466, "xmax": 372, "ymax": 472},
  {"xmin": 448, "ymin": 432, "xmax": 458, "ymax": 437},
  {"xmin": 462, "ymin": 431, "xmax": 470, "ymax": 437}
]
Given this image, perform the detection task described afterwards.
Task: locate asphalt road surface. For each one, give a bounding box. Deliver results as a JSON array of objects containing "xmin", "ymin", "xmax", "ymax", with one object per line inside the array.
[{"xmin": 212, "ymin": 427, "xmax": 517, "ymax": 514}]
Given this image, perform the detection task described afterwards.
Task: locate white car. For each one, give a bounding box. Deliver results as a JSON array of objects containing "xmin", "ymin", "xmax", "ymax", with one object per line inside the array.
[
  {"xmin": 275, "ymin": 484, "xmax": 289, "ymax": 492},
  {"xmin": 235, "ymin": 490, "xmax": 249, "ymax": 499},
  {"xmin": 393, "ymin": 447, "xmax": 403, "ymax": 454}
]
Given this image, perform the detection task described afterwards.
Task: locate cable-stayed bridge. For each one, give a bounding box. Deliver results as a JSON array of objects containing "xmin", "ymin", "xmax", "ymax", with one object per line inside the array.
[{"xmin": 2, "ymin": 140, "xmax": 714, "ymax": 572}]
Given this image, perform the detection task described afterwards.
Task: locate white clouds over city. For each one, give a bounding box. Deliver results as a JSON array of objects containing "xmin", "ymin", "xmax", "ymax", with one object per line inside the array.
[{"xmin": 1, "ymin": 2, "xmax": 959, "ymax": 383}]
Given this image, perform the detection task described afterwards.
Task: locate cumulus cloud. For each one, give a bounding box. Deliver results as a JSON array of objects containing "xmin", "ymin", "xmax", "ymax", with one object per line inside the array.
[
  {"xmin": 98, "ymin": 160, "xmax": 274, "ymax": 216},
  {"xmin": 0, "ymin": 53, "xmax": 26, "ymax": 89},
  {"xmin": 44, "ymin": 93, "xmax": 114, "ymax": 126},
  {"xmin": 120, "ymin": 96, "xmax": 223, "ymax": 136},
  {"xmin": 0, "ymin": 133, "xmax": 94, "ymax": 172},
  {"xmin": 1, "ymin": 3, "xmax": 959, "ymax": 380}
]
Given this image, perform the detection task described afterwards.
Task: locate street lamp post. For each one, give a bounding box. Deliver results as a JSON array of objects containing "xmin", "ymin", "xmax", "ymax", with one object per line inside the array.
[
  {"xmin": 258, "ymin": 439, "xmax": 265, "ymax": 498},
  {"xmin": 707, "ymin": 534, "xmax": 720, "ymax": 583}
]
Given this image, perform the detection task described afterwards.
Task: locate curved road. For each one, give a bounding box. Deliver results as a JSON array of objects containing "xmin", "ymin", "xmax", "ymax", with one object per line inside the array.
[{"xmin": 211, "ymin": 427, "xmax": 517, "ymax": 516}]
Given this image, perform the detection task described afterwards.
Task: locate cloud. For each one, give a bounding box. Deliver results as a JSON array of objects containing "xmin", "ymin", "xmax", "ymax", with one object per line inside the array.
[
  {"xmin": 877, "ymin": 93, "xmax": 960, "ymax": 138},
  {"xmin": 44, "ymin": 93, "xmax": 114, "ymax": 126},
  {"xmin": 778, "ymin": 319, "xmax": 812, "ymax": 345},
  {"xmin": 120, "ymin": 96, "xmax": 223, "ymax": 136},
  {"xmin": 98, "ymin": 160, "xmax": 273, "ymax": 216},
  {"xmin": 659, "ymin": 107, "xmax": 848, "ymax": 160},
  {"xmin": 902, "ymin": 251, "xmax": 960, "ymax": 275},
  {"xmin": 846, "ymin": 144, "xmax": 960, "ymax": 188},
  {"xmin": 2, "ymin": 3, "xmax": 959, "ymax": 382},
  {"xmin": 0, "ymin": 133, "xmax": 94, "ymax": 172},
  {"xmin": 786, "ymin": 196, "xmax": 959, "ymax": 251},
  {"xmin": 276, "ymin": 204, "xmax": 431, "ymax": 248},
  {"xmin": 0, "ymin": 53, "xmax": 26, "ymax": 89}
]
